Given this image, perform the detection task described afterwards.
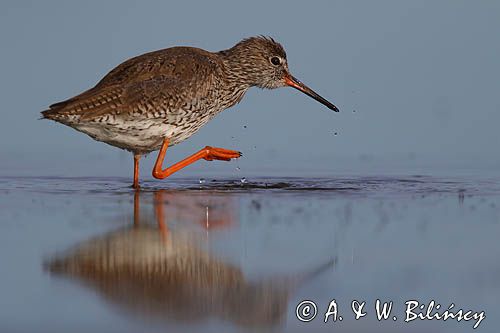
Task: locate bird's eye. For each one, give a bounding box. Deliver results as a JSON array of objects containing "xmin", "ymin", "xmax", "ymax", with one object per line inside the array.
[{"xmin": 270, "ymin": 56, "xmax": 281, "ymax": 66}]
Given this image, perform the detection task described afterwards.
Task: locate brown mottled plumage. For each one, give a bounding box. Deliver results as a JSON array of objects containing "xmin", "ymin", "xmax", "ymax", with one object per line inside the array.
[{"xmin": 42, "ymin": 36, "xmax": 338, "ymax": 187}]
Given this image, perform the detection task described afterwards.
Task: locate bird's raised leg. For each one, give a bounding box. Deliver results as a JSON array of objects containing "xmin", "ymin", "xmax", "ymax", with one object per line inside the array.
[
  {"xmin": 132, "ymin": 154, "xmax": 141, "ymax": 189},
  {"xmin": 152, "ymin": 138, "xmax": 242, "ymax": 179}
]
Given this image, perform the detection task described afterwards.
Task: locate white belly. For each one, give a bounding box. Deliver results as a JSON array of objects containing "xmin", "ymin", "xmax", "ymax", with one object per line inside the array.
[{"xmin": 74, "ymin": 118, "xmax": 196, "ymax": 153}]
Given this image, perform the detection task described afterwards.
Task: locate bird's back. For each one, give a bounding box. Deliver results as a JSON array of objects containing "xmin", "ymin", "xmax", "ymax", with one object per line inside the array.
[
  {"xmin": 42, "ymin": 46, "xmax": 234, "ymax": 152},
  {"xmin": 43, "ymin": 46, "xmax": 224, "ymax": 122}
]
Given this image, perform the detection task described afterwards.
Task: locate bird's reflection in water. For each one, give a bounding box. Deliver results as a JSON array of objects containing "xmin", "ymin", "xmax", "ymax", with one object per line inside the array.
[{"xmin": 45, "ymin": 190, "xmax": 333, "ymax": 327}]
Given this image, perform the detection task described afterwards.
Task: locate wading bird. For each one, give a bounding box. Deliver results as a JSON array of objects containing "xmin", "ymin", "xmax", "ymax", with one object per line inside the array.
[{"xmin": 42, "ymin": 36, "xmax": 338, "ymax": 188}]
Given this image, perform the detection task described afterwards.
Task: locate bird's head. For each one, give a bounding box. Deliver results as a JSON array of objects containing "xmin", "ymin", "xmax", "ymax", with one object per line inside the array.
[{"xmin": 221, "ymin": 36, "xmax": 339, "ymax": 112}]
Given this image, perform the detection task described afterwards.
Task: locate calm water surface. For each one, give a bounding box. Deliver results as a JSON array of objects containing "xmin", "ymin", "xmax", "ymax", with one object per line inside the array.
[{"xmin": 0, "ymin": 176, "xmax": 499, "ymax": 333}]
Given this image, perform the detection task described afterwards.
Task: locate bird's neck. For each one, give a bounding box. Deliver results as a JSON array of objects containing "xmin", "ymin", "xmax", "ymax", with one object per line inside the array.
[{"xmin": 217, "ymin": 48, "xmax": 260, "ymax": 88}]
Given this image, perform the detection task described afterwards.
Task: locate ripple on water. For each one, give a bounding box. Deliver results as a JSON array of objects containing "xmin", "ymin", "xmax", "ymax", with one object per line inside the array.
[{"xmin": 1, "ymin": 175, "xmax": 500, "ymax": 197}]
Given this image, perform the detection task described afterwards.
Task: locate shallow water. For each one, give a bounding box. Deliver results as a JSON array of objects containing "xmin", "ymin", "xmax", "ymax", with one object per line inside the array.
[{"xmin": 0, "ymin": 176, "xmax": 499, "ymax": 333}]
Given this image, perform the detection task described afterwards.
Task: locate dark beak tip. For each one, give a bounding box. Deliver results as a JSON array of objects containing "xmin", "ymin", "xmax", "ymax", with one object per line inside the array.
[
  {"xmin": 326, "ymin": 103, "xmax": 339, "ymax": 112},
  {"xmin": 286, "ymin": 75, "xmax": 339, "ymax": 113}
]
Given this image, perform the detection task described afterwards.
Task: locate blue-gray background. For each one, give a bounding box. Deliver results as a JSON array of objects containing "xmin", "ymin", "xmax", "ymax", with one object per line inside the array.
[{"xmin": 1, "ymin": 0, "xmax": 499, "ymax": 178}]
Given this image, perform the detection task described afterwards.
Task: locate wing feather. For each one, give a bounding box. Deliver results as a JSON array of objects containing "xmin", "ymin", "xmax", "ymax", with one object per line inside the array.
[{"xmin": 42, "ymin": 46, "xmax": 222, "ymax": 123}]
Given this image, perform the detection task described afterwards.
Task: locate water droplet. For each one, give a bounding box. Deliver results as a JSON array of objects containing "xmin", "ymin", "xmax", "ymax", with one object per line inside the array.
[
  {"xmin": 236, "ymin": 166, "xmax": 241, "ymax": 171},
  {"xmin": 352, "ymin": 110, "xmax": 356, "ymax": 113},
  {"xmin": 243, "ymin": 125, "xmax": 247, "ymax": 129},
  {"xmin": 334, "ymin": 132, "xmax": 338, "ymax": 136},
  {"xmin": 199, "ymin": 178, "xmax": 205, "ymax": 184},
  {"xmin": 240, "ymin": 177, "xmax": 247, "ymax": 184},
  {"xmin": 231, "ymin": 136, "xmax": 235, "ymax": 140}
]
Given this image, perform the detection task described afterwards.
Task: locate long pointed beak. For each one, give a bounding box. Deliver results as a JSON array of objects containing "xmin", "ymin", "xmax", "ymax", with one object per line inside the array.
[{"xmin": 284, "ymin": 75, "xmax": 339, "ymax": 112}]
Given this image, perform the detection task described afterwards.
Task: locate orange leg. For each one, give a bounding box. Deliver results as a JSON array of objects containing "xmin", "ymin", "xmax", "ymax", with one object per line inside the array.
[
  {"xmin": 133, "ymin": 154, "xmax": 141, "ymax": 189},
  {"xmin": 152, "ymin": 138, "xmax": 242, "ymax": 179}
]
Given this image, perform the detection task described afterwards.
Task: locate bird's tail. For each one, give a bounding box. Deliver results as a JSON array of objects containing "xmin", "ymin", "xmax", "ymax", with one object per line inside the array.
[{"xmin": 40, "ymin": 99, "xmax": 75, "ymax": 122}]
